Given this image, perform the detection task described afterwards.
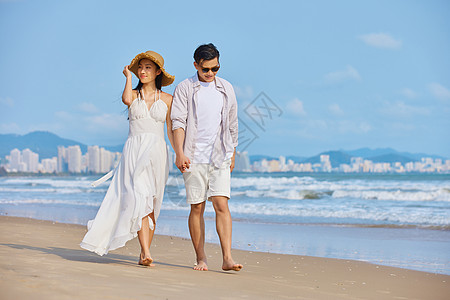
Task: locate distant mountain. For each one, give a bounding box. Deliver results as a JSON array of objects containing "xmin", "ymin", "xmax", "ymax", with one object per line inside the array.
[
  {"xmin": 0, "ymin": 131, "xmax": 123, "ymax": 159},
  {"xmin": 302, "ymin": 151, "xmax": 352, "ymax": 166},
  {"xmin": 249, "ymin": 155, "xmax": 307, "ymax": 164},
  {"xmin": 2, "ymin": 131, "xmax": 447, "ymax": 164},
  {"xmin": 249, "ymin": 154, "xmax": 277, "ymax": 163},
  {"xmin": 286, "ymin": 155, "xmax": 307, "ymax": 163},
  {"xmin": 302, "ymin": 148, "xmax": 447, "ymax": 166},
  {"xmin": 103, "ymin": 145, "xmax": 124, "ymax": 153},
  {"xmin": 345, "ymin": 147, "xmax": 398, "ymax": 158},
  {"xmin": 344, "ymin": 147, "xmax": 446, "ymax": 161},
  {"xmin": 248, "ymin": 147, "xmax": 446, "ymax": 168},
  {"xmin": 0, "ymin": 131, "xmax": 87, "ymax": 159},
  {"xmin": 368, "ymin": 154, "xmax": 419, "ymax": 164}
]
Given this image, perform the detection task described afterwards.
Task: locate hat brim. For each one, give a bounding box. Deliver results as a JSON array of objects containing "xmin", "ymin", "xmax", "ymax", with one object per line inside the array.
[{"xmin": 129, "ymin": 53, "xmax": 175, "ymax": 86}]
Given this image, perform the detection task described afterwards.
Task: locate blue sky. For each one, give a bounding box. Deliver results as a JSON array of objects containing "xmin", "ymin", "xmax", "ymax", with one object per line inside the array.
[{"xmin": 1, "ymin": 0, "xmax": 449, "ymax": 157}]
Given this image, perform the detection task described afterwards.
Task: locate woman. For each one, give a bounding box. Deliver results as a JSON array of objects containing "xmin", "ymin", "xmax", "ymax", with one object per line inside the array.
[{"xmin": 80, "ymin": 51, "xmax": 175, "ymax": 266}]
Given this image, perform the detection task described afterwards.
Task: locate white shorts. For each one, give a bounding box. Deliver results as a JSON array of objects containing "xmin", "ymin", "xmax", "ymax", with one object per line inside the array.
[{"xmin": 182, "ymin": 159, "xmax": 231, "ymax": 204}]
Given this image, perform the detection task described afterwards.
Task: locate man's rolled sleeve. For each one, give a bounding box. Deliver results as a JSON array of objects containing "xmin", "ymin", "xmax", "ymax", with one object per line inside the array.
[
  {"xmin": 228, "ymin": 85, "xmax": 239, "ymax": 148},
  {"xmin": 171, "ymin": 83, "xmax": 188, "ymax": 131}
]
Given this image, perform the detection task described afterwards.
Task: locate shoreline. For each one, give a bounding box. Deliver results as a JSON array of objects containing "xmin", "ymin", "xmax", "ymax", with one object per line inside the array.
[
  {"xmin": 2, "ymin": 209, "xmax": 450, "ymax": 275},
  {"xmin": 1, "ymin": 215, "xmax": 449, "ymax": 299}
]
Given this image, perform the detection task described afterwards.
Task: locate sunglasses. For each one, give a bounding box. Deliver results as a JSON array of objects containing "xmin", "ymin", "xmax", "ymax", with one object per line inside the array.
[{"xmin": 201, "ymin": 65, "xmax": 220, "ymax": 73}]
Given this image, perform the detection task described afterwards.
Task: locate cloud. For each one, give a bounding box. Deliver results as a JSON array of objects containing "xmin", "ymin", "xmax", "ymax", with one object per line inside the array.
[
  {"xmin": 428, "ymin": 83, "xmax": 450, "ymax": 101},
  {"xmin": 297, "ymin": 119, "xmax": 371, "ymax": 135},
  {"xmin": 328, "ymin": 104, "xmax": 344, "ymax": 116},
  {"xmin": 324, "ymin": 66, "xmax": 361, "ymax": 83},
  {"xmin": 28, "ymin": 122, "xmax": 64, "ymax": 133},
  {"xmin": 55, "ymin": 111, "xmax": 75, "ymax": 121},
  {"xmin": 286, "ymin": 98, "xmax": 306, "ymax": 116},
  {"xmin": 380, "ymin": 101, "xmax": 431, "ymax": 117},
  {"xmin": 234, "ymin": 85, "xmax": 254, "ymax": 100},
  {"xmin": 85, "ymin": 113, "xmax": 128, "ymax": 131},
  {"xmin": 389, "ymin": 122, "xmax": 415, "ymax": 131},
  {"xmin": 77, "ymin": 102, "xmax": 99, "ymax": 113},
  {"xmin": 52, "ymin": 110, "xmax": 128, "ymax": 137},
  {"xmin": 0, "ymin": 122, "xmax": 21, "ymax": 133},
  {"xmin": 0, "ymin": 97, "xmax": 14, "ymax": 108},
  {"xmin": 358, "ymin": 122, "xmax": 372, "ymax": 133},
  {"xmin": 335, "ymin": 120, "xmax": 372, "ymax": 134},
  {"xmin": 399, "ymin": 88, "xmax": 418, "ymax": 99},
  {"xmin": 358, "ymin": 33, "xmax": 402, "ymax": 49}
]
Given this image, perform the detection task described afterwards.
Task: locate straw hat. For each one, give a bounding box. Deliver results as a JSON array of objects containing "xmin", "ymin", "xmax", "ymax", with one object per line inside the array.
[{"xmin": 128, "ymin": 51, "xmax": 175, "ymax": 86}]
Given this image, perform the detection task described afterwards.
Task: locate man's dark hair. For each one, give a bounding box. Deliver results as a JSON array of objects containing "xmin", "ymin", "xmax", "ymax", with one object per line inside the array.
[{"xmin": 194, "ymin": 43, "xmax": 220, "ymax": 64}]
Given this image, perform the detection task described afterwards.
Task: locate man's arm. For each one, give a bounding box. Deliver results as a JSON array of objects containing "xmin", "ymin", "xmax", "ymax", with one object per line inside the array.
[
  {"xmin": 173, "ymin": 128, "xmax": 190, "ymax": 172},
  {"xmin": 171, "ymin": 83, "xmax": 188, "ymax": 132},
  {"xmin": 230, "ymin": 147, "xmax": 236, "ymax": 172},
  {"xmin": 228, "ymin": 84, "xmax": 239, "ymax": 148},
  {"xmin": 171, "ymin": 82, "xmax": 190, "ymax": 173}
]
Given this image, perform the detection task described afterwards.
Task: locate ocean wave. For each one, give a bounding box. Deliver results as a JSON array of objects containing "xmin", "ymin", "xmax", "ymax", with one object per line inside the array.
[
  {"xmin": 0, "ymin": 187, "xmax": 103, "ymax": 194},
  {"xmin": 160, "ymin": 175, "xmax": 450, "ymax": 200},
  {"xmin": 332, "ymin": 188, "xmax": 450, "ymax": 202},
  {"xmin": 228, "ymin": 204, "xmax": 450, "ymax": 227},
  {"xmin": 229, "ymin": 176, "xmax": 447, "ymax": 190},
  {"xmin": 0, "ymin": 198, "xmax": 101, "ymax": 207},
  {"xmin": 231, "ymin": 189, "xmax": 332, "ymax": 200},
  {"xmin": 2, "ymin": 177, "xmax": 93, "ymax": 188},
  {"xmin": 159, "ymin": 201, "xmax": 450, "ymax": 227},
  {"xmin": 230, "ymin": 176, "xmax": 316, "ymax": 188},
  {"xmin": 229, "ymin": 186, "xmax": 449, "ymax": 202}
]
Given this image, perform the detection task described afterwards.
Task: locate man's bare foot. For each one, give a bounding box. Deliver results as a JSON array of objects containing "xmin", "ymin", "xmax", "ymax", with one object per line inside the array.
[
  {"xmin": 222, "ymin": 260, "xmax": 243, "ymax": 272},
  {"xmin": 138, "ymin": 254, "xmax": 154, "ymax": 267},
  {"xmin": 193, "ymin": 260, "xmax": 208, "ymax": 271}
]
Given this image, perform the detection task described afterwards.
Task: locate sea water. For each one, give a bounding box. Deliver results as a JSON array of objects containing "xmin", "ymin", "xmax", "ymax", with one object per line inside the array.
[{"xmin": 1, "ymin": 173, "xmax": 449, "ymax": 274}]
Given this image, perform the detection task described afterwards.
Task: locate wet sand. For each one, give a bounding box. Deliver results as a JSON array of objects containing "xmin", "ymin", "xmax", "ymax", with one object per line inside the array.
[{"xmin": 0, "ymin": 216, "xmax": 448, "ymax": 299}]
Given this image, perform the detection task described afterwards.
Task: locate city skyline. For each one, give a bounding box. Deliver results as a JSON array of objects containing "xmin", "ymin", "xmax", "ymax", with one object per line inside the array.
[
  {"xmin": 1, "ymin": 130, "xmax": 448, "ymax": 161},
  {"xmin": 1, "ymin": 1, "xmax": 449, "ymax": 158},
  {"xmin": 3, "ymin": 145, "xmax": 449, "ymax": 175}
]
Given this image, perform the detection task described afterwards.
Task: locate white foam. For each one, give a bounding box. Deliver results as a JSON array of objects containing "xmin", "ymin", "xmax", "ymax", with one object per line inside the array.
[
  {"xmin": 2, "ymin": 177, "xmax": 93, "ymax": 188},
  {"xmin": 0, "ymin": 198, "xmax": 101, "ymax": 207},
  {"xmin": 0, "ymin": 187, "xmax": 103, "ymax": 194},
  {"xmin": 332, "ymin": 188, "xmax": 450, "ymax": 202}
]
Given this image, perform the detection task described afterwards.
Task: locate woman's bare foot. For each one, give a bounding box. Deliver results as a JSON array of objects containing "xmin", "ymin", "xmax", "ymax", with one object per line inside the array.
[
  {"xmin": 138, "ymin": 253, "xmax": 154, "ymax": 267},
  {"xmin": 222, "ymin": 259, "xmax": 243, "ymax": 272},
  {"xmin": 193, "ymin": 260, "xmax": 208, "ymax": 271}
]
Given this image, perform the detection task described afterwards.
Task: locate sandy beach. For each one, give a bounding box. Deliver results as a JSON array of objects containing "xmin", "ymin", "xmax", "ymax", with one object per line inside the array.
[{"xmin": 0, "ymin": 216, "xmax": 448, "ymax": 300}]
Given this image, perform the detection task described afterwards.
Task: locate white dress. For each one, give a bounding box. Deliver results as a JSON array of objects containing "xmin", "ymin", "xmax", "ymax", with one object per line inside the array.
[{"xmin": 80, "ymin": 91, "xmax": 169, "ymax": 256}]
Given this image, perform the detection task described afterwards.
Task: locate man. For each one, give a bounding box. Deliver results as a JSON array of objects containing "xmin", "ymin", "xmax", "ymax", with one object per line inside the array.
[{"xmin": 171, "ymin": 43, "xmax": 242, "ymax": 272}]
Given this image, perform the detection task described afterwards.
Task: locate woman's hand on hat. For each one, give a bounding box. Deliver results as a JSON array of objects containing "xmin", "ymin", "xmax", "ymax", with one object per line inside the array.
[{"xmin": 123, "ymin": 65, "xmax": 132, "ymax": 78}]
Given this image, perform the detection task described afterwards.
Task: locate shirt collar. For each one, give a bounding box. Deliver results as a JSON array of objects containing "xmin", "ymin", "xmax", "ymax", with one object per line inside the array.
[{"xmin": 192, "ymin": 72, "xmax": 225, "ymax": 91}]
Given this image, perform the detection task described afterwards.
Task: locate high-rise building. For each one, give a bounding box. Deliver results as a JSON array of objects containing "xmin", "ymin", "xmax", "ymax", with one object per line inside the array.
[
  {"xmin": 67, "ymin": 145, "xmax": 82, "ymax": 173},
  {"xmin": 22, "ymin": 148, "xmax": 39, "ymax": 173},
  {"xmin": 58, "ymin": 146, "xmax": 68, "ymax": 173},
  {"xmin": 320, "ymin": 154, "xmax": 331, "ymax": 172},
  {"xmin": 9, "ymin": 148, "xmax": 21, "ymax": 171},
  {"xmin": 99, "ymin": 147, "xmax": 115, "ymax": 173},
  {"xmin": 41, "ymin": 157, "xmax": 58, "ymax": 173},
  {"xmin": 88, "ymin": 145, "xmax": 100, "ymax": 173},
  {"xmin": 269, "ymin": 160, "xmax": 280, "ymax": 172},
  {"xmin": 279, "ymin": 155, "xmax": 286, "ymax": 171},
  {"xmin": 234, "ymin": 151, "xmax": 251, "ymax": 172}
]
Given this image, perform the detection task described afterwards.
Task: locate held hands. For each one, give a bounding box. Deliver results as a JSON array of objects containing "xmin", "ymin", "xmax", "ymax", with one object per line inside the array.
[
  {"xmin": 230, "ymin": 156, "xmax": 235, "ymax": 173},
  {"xmin": 175, "ymin": 154, "xmax": 191, "ymax": 173},
  {"xmin": 230, "ymin": 149, "xmax": 236, "ymax": 172},
  {"xmin": 123, "ymin": 65, "xmax": 132, "ymax": 78}
]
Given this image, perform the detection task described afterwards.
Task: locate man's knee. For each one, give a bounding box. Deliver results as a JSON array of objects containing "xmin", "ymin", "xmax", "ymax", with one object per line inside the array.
[
  {"xmin": 211, "ymin": 196, "xmax": 229, "ymax": 213},
  {"xmin": 190, "ymin": 202, "xmax": 205, "ymax": 215}
]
